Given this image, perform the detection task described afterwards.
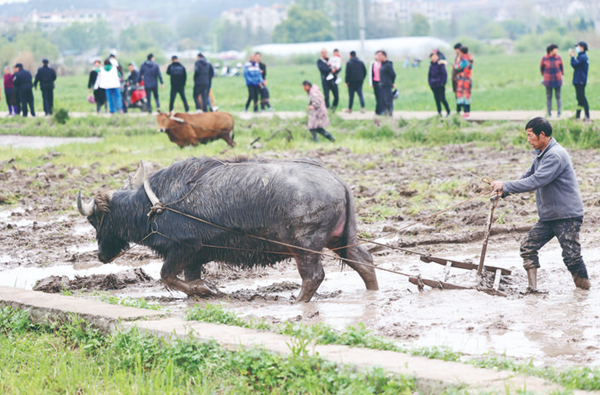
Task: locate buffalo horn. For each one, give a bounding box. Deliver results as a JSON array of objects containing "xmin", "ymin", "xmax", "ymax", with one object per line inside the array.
[
  {"xmin": 143, "ymin": 179, "xmax": 160, "ymax": 206},
  {"xmin": 77, "ymin": 190, "xmax": 95, "ymax": 216},
  {"xmin": 130, "ymin": 160, "xmax": 146, "ymax": 189}
]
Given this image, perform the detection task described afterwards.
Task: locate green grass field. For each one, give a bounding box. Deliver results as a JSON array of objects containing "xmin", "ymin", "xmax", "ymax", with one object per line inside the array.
[{"xmin": 16, "ymin": 51, "xmax": 599, "ymax": 114}]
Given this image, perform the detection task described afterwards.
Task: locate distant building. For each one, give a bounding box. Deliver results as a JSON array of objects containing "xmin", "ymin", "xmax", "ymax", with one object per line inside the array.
[
  {"xmin": 29, "ymin": 9, "xmax": 159, "ymax": 31},
  {"xmin": 368, "ymin": 1, "xmax": 452, "ymax": 23},
  {"xmin": 221, "ymin": 4, "xmax": 288, "ymax": 33}
]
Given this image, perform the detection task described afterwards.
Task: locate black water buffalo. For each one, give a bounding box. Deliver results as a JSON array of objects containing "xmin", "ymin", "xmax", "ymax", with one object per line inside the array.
[{"xmin": 77, "ymin": 157, "xmax": 378, "ymax": 302}]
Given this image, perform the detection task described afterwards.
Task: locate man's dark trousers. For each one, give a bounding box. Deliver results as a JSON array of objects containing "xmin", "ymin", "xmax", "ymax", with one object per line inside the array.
[
  {"xmin": 520, "ymin": 217, "xmax": 587, "ymax": 278},
  {"xmin": 145, "ymin": 87, "xmax": 160, "ymax": 113},
  {"xmin": 41, "ymin": 88, "xmax": 53, "ymax": 115},
  {"xmin": 373, "ymin": 81, "xmax": 382, "ymax": 115},
  {"xmin": 348, "ymin": 82, "xmax": 365, "ymax": 110},
  {"xmin": 194, "ymin": 84, "xmax": 209, "ymax": 112},
  {"xmin": 379, "ymin": 85, "xmax": 393, "ymax": 116},
  {"xmin": 19, "ymin": 88, "xmax": 35, "ymax": 117},
  {"xmin": 169, "ymin": 85, "xmax": 189, "ymax": 112},
  {"xmin": 322, "ymin": 79, "xmax": 339, "ymax": 109}
]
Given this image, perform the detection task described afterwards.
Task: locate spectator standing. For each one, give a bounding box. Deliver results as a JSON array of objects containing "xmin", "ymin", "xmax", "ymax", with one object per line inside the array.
[
  {"xmin": 193, "ymin": 53, "xmax": 213, "ymax": 113},
  {"xmin": 540, "ymin": 44, "xmax": 563, "ymax": 118},
  {"xmin": 4, "ymin": 67, "xmax": 17, "ymax": 115},
  {"xmin": 344, "ymin": 50, "xmax": 367, "ymax": 113},
  {"xmin": 88, "ymin": 60, "xmax": 106, "ymax": 113},
  {"xmin": 428, "ymin": 50, "xmax": 450, "ymax": 117},
  {"xmin": 302, "ymin": 80, "xmax": 335, "ymax": 142},
  {"xmin": 12, "ymin": 65, "xmax": 20, "ymax": 115},
  {"xmin": 377, "ymin": 50, "xmax": 396, "ymax": 116},
  {"xmin": 243, "ymin": 53, "xmax": 264, "ymax": 113},
  {"xmin": 455, "ymin": 46, "xmax": 474, "ymax": 118},
  {"xmin": 166, "ymin": 55, "xmax": 189, "ymax": 113},
  {"xmin": 139, "ymin": 53, "xmax": 163, "ymax": 113},
  {"xmin": 569, "ymin": 41, "xmax": 590, "ymax": 121},
  {"xmin": 13, "ymin": 63, "xmax": 35, "ymax": 117},
  {"xmin": 33, "ymin": 59, "xmax": 57, "ymax": 116},
  {"xmin": 451, "ymin": 43, "xmax": 462, "ymax": 94},
  {"xmin": 96, "ymin": 58, "xmax": 123, "ymax": 114},
  {"xmin": 369, "ymin": 55, "xmax": 382, "ymax": 115},
  {"xmin": 255, "ymin": 52, "xmax": 271, "ymax": 111},
  {"xmin": 317, "ymin": 48, "xmax": 339, "ymax": 111}
]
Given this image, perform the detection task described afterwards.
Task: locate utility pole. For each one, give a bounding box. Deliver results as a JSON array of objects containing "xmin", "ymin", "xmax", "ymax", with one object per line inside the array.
[{"xmin": 358, "ymin": 0, "xmax": 366, "ymax": 58}]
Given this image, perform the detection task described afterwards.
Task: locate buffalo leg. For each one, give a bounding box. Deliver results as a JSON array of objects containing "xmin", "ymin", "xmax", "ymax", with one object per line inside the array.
[
  {"xmin": 335, "ymin": 245, "xmax": 379, "ymax": 291},
  {"xmin": 294, "ymin": 253, "xmax": 325, "ymax": 302},
  {"xmin": 161, "ymin": 251, "xmax": 218, "ymax": 297}
]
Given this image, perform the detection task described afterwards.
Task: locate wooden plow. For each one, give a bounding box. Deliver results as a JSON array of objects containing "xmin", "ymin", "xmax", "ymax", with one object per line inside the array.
[{"xmin": 407, "ymin": 196, "xmax": 511, "ymax": 297}]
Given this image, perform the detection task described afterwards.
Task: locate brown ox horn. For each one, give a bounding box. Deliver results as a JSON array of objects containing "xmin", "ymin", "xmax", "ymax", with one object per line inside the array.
[
  {"xmin": 143, "ymin": 179, "xmax": 160, "ymax": 206},
  {"xmin": 77, "ymin": 190, "xmax": 95, "ymax": 216}
]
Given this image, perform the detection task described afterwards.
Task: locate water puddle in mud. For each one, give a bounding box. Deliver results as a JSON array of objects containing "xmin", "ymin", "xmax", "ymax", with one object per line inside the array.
[{"xmin": 2, "ymin": 235, "xmax": 599, "ymax": 368}]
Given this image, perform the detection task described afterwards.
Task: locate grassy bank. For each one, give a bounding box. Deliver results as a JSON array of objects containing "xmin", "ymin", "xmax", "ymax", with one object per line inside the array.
[
  {"xmin": 0, "ymin": 306, "xmax": 415, "ymax": 394},
  {"xmin": 11, "ymin": 50, "xmax": 600, "ymax": 114}
]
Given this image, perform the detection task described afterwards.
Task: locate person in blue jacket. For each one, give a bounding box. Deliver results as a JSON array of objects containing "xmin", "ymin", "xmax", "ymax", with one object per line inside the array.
[
  {"xmin": 243, "ymin": 53, "xmax": 263, "ymax": 113},
  {"xmin": 569, "ymin": 41, "xmax": 590, "ymax": 121},
  {"xmin": 139, "ymin": 53, "xmax": 163, "ymax": 113}
]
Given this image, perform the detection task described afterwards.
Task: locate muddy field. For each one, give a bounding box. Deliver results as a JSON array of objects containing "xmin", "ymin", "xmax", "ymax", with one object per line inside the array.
[{"xmin": 1, "ymin": 141, "xmax": 600, "ymax": 369}]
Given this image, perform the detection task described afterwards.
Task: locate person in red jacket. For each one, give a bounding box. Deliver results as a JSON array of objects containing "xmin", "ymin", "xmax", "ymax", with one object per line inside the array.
[{"xmin": 540, "ymin": 44, "xmax": 563, "ymax": 117}]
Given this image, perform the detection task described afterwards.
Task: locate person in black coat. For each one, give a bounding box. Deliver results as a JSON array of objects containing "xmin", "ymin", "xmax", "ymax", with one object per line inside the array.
[
  {"xmin": 317, "ymin": 48, "xmax": 339, "ymax": 111},
  {"xmin": 166, "ymin": 56, "xmax": 189, "ymax": 112},
  {"xmin": 13, "ymin": 63, "xmax": 35, "ymax": 117},
  {"xmin": 88, "ymin": 60, "xmax": 106, "ymax": 113},
  {"xmin": 344, "ymin": 51, "xmax": 367, "ymax": 113},
  {"xmin": 428, "ymin": 50, "xmax": 450, "ymax": 117},
  {"xmin": 33, "ymin": 59, "xmax": 56, "ymax": 116},
  {"xmin": 377, "ymin": 50, "xmax": 396, "ymax": 116},
  {"xmin": 255, "ymin": 52, "xmax": 271, "ymax": 111},
  {"xmin": 193, "ymin": 53, "xmax": 214, "ymax": 112}
]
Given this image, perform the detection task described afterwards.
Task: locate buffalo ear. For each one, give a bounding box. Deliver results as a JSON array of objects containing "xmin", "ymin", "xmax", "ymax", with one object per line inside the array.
[{"xmin": 94, "ymin": 188, "xmax": 113, "ymax": 212}]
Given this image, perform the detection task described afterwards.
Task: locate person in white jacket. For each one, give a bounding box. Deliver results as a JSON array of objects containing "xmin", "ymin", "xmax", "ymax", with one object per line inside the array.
[{"xmin": 95, "ymin": 58, "xmax": 123, "ymax": 114}]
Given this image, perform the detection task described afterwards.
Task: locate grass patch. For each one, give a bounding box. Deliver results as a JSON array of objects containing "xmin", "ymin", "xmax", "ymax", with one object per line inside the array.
[
  {"xmin": 0, "ymin": 305, "xmax": 416, "ymax": 394},
  {"xmin": 186, "ymin": 303, "xmax": 600, "ymax": 391}
]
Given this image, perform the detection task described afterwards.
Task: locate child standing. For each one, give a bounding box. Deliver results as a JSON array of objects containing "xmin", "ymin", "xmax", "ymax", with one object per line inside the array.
[{"xmin": 428, "ymin": 50, "xmax": 450, "ymax": 117}]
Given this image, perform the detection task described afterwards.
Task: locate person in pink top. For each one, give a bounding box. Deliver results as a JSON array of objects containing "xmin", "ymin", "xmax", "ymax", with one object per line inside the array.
[
  {"xmin": 3, "ymin": 67, "xmax": 17, "ymax": 115},
  {"xmin": 369, "ymin": 55, "xmax": 382, "ymax": 115}
]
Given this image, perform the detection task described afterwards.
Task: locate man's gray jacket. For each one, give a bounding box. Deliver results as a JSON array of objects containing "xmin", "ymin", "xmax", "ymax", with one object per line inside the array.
[{"xmin": 503, "ymin": 138, "xmax": 584, "ymax": 221}]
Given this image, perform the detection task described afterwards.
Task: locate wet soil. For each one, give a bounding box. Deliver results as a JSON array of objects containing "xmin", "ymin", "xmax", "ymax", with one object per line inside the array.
[{"xmin": 2, "ymin": 142, "xmax": 600, "ymax": 368}]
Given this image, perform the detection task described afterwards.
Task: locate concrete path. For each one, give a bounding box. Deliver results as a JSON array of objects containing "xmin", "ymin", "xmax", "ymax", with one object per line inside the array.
[
  {"xmin": 1, "ymin": 286, "xmax": 595, "ymax": 395},
  {"xmin": 2, "ymin": 110, "xmax": 598, "ymax": 122}
]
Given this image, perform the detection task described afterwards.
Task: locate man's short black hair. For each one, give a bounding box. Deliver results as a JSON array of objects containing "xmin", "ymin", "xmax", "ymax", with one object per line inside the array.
[
  {"xmin": 454, "ymin": 43, "xmax": 462, "ymax": 49},
  {"xmin": 460, "ymin": 46, "xmax": 469, "ymax": 54},
  {"xmin": 333, "ymin": 48, "xmax": 339, "ymax": 52},
  {"xmin": 171, "ymin": 55, "xmax": 178, "ymax": 60},
  {"xmin": 128, "ymin": 63, "xmax": 134, "ymax": 66},
  {"xmin": 147, "ymin": 53, "xmax": 153, "ymax": 60},
  {"xmin": 302, "ymin": 80, "xmax": 312, "ymax": 87},
  {"xmin": 350, "ymin": 50, "xmax": 356, "ymax": 57},
  {"xmin": 526, "ymin": 117, "xmax": 553, "ymax": 137},
  {"xmin": 376, "ymin": 50, "xmax": 387, "ymax": 57},
  {"xmin": 255, "ymin": 52, "xmax": 261, "ymax": 56},
  {"xmin": 546, "ymin": 44, "xmax": 558, "ymax": 54}
]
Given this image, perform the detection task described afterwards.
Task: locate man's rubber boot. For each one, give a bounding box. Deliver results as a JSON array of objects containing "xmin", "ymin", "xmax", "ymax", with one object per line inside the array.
[
  {"xmin": 573, "ymin": 273, "xmax": 591, "ymax": 290},
  {"xmin": 526, "ymin": 268, "xmax": 537, "ymax": 293}
]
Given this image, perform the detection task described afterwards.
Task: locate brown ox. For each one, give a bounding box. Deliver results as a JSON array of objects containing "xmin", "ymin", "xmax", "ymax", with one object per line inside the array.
[{"xmin": 156, "ymin": 111, "xmax": 235, "ymax": 148}]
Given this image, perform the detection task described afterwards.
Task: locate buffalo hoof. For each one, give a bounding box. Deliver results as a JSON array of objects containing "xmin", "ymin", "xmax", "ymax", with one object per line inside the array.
[
  {"xmin": 573, "ymin": 274, "xmax": 591, "ymax": 290},
  {"xmin": 189, "ymin": 279, "xmax": 220, "ymax": 297}
]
